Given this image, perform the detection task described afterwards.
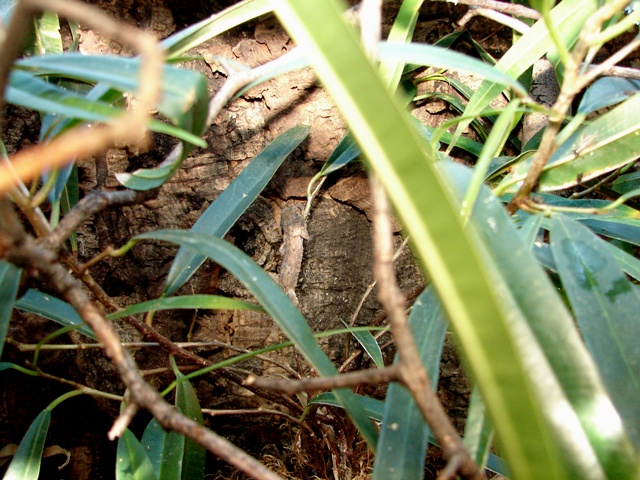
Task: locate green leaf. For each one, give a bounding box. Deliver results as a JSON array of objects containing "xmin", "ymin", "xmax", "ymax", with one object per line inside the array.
[
  {"xmin": 3, "ymin": 409, "xmax": 51, "ymax": 480},
  {"xmin": 162, "ymin": 0, "xmax": 273, "ymax": 59},
  {"xmin": 272, "ymin": 1, "xmax": 591, "ymax": 476},
  {"xmin": 116, "ymin": 429, "xmax": 158, "ymax": 480},
  {"xmin": 451, "ymin": 0, "xmax": 597, "ymax": 148},
  {"xmin": 33, "ymin": 12, "xmax": 62, "ymax": 56},
  {"xmin": 612, "ymin": 170, "xmax": 640, "ymax": 194},
  {"xmin": 141, "ymin": 419, "xmax": 184, "ymax": 480},
  {"xmin": 446, "ymin": 163, "xmax": 637, "ymax": 478},
  {"xmin": 163, "ymin": 125, "xmax": 310, "ymax": 295},
  {"xmin": 372, "ymin": 286, "xmax": 446, "ymax": 480},
  {"xmin": 0, "ymin": 260, "xmax": 21, "ymax": 359},
  {"xmin": 578, "ymin": 77, "xmax": 640, "ymax": 116},
  {"xmin": 174, "ymin": 368, "xmax": 206, "ymax": 480},
  {"xmin": 520, "ymin": 93, "xmax": 640, "ymax": 191},
  {"xmin": 551, "ymin": 214, "xmax": 640, "ymax": 447},
  {"xmin": 7, "ymin": 72, "xmax": 205, "ymax": 148},
  {"xmin": 15, "ymin": 289, "xmax": 96, "ymax": 339},
  {"xmin": 106, "ymin": 294, "xmax": 263, "ymax": 320},
  {"xmin": 137, "ymin": 229, "xmax": 379, "ymax": 449},
  {"xmin": 463, "ymin": 387, "xmax": 495, "ymax": 472},
  {"xmin": 342, "ymin": 320, "xmax": 384, "ymax": 369}
]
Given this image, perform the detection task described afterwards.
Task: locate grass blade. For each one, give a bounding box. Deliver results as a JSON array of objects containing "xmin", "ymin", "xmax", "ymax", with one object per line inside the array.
[
  {"xmin": 0, "ymin": 260, "xmax": 21, "ymax": 358},
  {"xmin": 173, "ymin": 367, "xmax": 206, "ymax": 480},
  {"xmin": 141, "ymin": 419, "xmax": 184, "ymax": 480}
]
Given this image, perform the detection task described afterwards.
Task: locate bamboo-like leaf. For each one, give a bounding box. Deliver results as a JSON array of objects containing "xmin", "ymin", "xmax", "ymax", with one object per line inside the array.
[
  {"xmin": 173, "ymin": 366, "xmax": 206, "ymax": 480},
  {"xmin": 137, "ymin": 230, "xmax": 379, "ymax": 449},
  {"xmin": 3, "ymin": 410, "xmax": 51, "ymax": 480},
  {"xmin": 33, "ymin": 12, "xmax": 62, "ymax": 56},
  {"xmin": 463, "ymin": 387, "xmax": 495, "ymax": 472},
  {"xmin": 612, "ymin": 170, "xmax": 640, "ymax": 194},
  {"xmin": 451, "ymin": 0, "xmax": 597, "ymax": 148},
  {"xmin": 162, "ymin": 0, "xmax": 273, "ymax": 59},
  {"xmin": 106, "ymin": 295, "xmax": 263, "ymax": 320},
  {"xmin": 551, "ymin": 214, "xmax": 640, "ymax": 447},
  {"xmin": 15, "ymin": 289, "xmax": 96, "ymax": 339},
  {"xmin": 271, "ymin": 1, "xmax": 593, "ymax": 476},
  {"xmin": 341, "ymin": 320, "xmax": 384, "ymax": 369},
  {"xmin": 7, "ymin": 71, "xmax": 205, "ymax": 147},
  {"xmin": 0, "ymin": 260, "xmax": 21, "ymax": 359},
  {"xmin": 372, "ymin": 286, "xmax": 446, "ymax": 480},
  {"xmin": 116, "ymin": 429, "xmax": 158, "ymax": 480},
  {"xmin": 163, "ymin": 125, "xmax": 310, "ymax": 295},
  {"xmin": 578, "ymin": 77, "xmax": 640, "ymax": 116},
  {"xmin": 503, "ymin": 93, "xmax": 640, "ymax": 191},
  {"xmin": 141, "ymin": 419, "xmax": 184, "ymax": 480}
]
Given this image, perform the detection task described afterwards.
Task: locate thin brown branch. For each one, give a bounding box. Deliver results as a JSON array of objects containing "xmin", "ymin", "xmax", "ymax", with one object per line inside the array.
[
  {"xmin": 369, "ymin": 175, "xmax": 484, "ymax": 480},
  {"xmin": 433, "ymin": 0, "xmax": 541, "ymax": 19},
  {"xmin": 245, "ymin": 364, "xmax": 401, "ymax": 394}
]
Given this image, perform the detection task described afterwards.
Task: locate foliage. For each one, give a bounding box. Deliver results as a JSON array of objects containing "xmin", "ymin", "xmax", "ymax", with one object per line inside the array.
[{"xmin": 0, "ymin": 0, "xmax": 640, "ymax": 479}]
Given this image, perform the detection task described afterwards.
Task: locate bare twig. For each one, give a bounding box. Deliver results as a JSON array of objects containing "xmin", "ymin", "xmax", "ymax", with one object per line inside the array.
[
  {"xmin": 434, "ymin": 0, "xmax": 541, "ymax": 19},
  {"xmin": 458, "ymin": 8, "xmax": 532, "ymax": 34},
  {"xmin": 246, "ymin": 365, "xmax": 400, "ymax": 394},
  {"xmin": 369, "ymin": 175, "xmax": 484, "ymax": 480}
]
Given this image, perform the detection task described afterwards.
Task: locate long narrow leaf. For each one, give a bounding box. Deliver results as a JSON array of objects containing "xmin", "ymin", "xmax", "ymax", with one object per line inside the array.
[
  {"xmin": 137, "ymin": 230, "xmax": 379, "ymax": 449},
  {"xmin": 372, "ymin": 286, "xmax": 447, "ymax": 480},
  {"xmin": 163, "ymin": 125, "xmax": 309, "ymax": 295},
  {"xmin": 174, "ymin": 368, "xmax": 206, "ymax": 480},
  {"xmin": 271, "ymin": 1, "xmax": 579, "ymax": 477},
  {"xmin": 0, "ymin": 261, "xmax": 21, "ymax": 358},
  {"xmin": 3, "ymin": 410, "xmax": 51, "ymax": 480},
  {"xmin": 551, "ymin": 214, "xmax": 640, "ymax": 447},
  {"xmin": 116, "ymin": 429, "xmax": 158, "ymax": 480},
  {"xmin": 141, "ymin": 419, "xmax": 184, "ymax": 480}
]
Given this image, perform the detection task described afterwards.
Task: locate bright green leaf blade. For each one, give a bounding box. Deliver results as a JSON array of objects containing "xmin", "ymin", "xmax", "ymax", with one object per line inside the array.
[
  {"xmin": 162, "ymin": 0, "xmax": 273, "ymax": 59},
  {"xmin": 379, "ymin": 0, "xmax": 425, "ymax": 88},
  {"xmin": 174, "ymin": 370, "xmax": 206, "ymax": 480},
  {"xmin": 451, "ymin": 0, "xmax": 597, "ymax": 148},
  {"xmin": 372, "ymin": 286, "xmax": 446, "ymax": 480},
  {"xmin": 0, "ymin": 260, "xmax": 21, "ymax": 359},
  {"xmin": 4, "ymin": 409, "xmax": 51, "ymax": 480},
  {"xmin": 106, "ymin": 294, "xmax": 263, "ymax": 320},
  {"xmin": 272, "ymin": 1, "xmax": 577, "ymax": 476},
  {"xmin": 551, "ymin": 214, "xmax": 640, "ymax": 447},
  {"xmin": 116, "ymin": 429, "xmax": 158, "ymax": 480},
  {"xmin": 34, "ymin": 12, "xmax": 62, "ymax": 55},
  {"xmin": 141, "ymin": 419, "xmax": 184, "ymax": 480},
  {"xmin": 15, "ymin": 289, "xmax": 96, "ymax": 340},
  {"xmin": 137, "ymin": 229, "xmax": 378, "ymax": 448},
  {"xmin": 535, "ymin": 93, "xmax": 640, "ymax": 191},
  {"xmin": 163, "ymin": 125, "xmax": 310, "ymax": 295}
]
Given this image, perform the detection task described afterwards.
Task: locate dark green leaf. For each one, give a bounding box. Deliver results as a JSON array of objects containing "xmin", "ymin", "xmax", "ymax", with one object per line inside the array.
[
  {"xmin": 0, "ymin": 260, "xmax": 21, "ymax": 359},
  {"xmin": 163, "ymin": 125, "xmax": 310, "ymax": 295},
  {"xmin": 174, "ymin": 370, "xmax": 205, "ymax": 480},
  {"xmin": 141, "ymin": 419, "xmax": 184, "ymax": 480},
  {"xmin": 373, "ymin": 286, "xmax": 446, "ymax": 480},
  {"xmin": 551, "ymin": 214, "xmax": 640, "ymax": 447},
  {"xmin": 15, "ymin": 289, "xmax": 96, "ymax": 340},
  {"xmin": 578, "ymin": 77, "xmax": 640, "ymax": 116}
]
